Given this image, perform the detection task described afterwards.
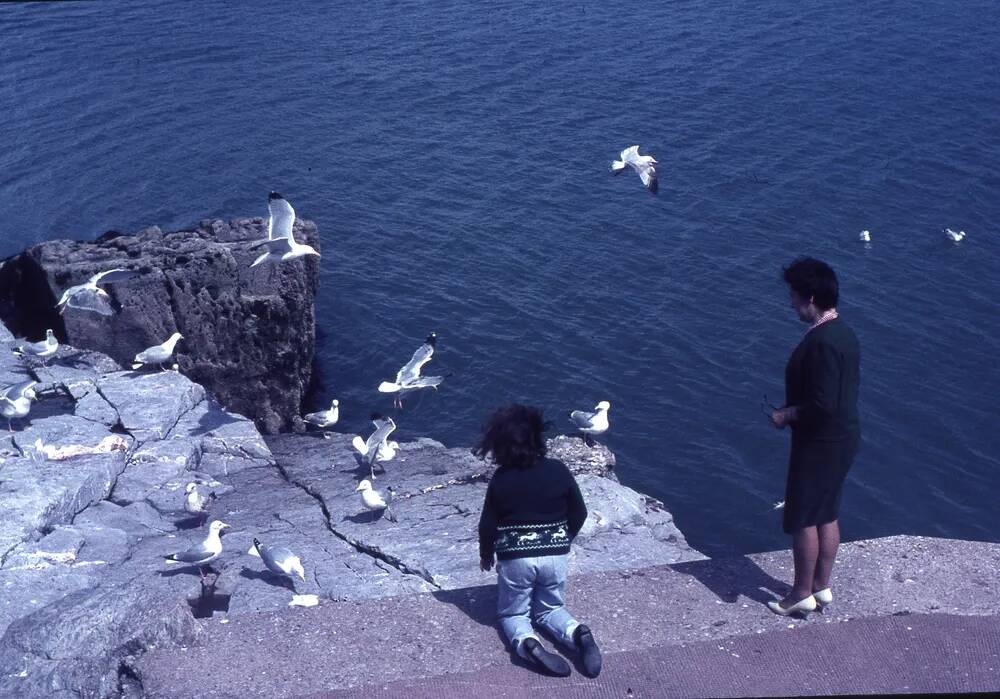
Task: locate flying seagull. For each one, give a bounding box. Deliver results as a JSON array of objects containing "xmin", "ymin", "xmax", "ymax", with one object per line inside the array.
[
  {"xmin": 859, "ymin": 230, "xmax": 871, "ymax": 243},
  {"xmin": 611, "ymin": 145, "xmax": 658, "ymax": 193},
  {"xmin": 303, "ymin": 399, "xmax": 339, "ymax": 438},
  {"xmin": 378, "ymin": 333, "xmax": 444, "ymax": 409},
  {"xmin": 184, "ymin": 482, "xmax": 217, "ymax": 522},
  {"xmin": 267, "ymin": 190, "xmax": 295, "ymax": 240},
  {"xmin": 570, "ymin": 400, "xmax": 611, "ymax": 447},
  {"xmin": 55, "ymin": 268, "xmax": 137, "ymax": 316},
  {"xmin": 1, "ymin": 380, "xmax": 38, "ymax": 433},
  {"xmin": 164, "ymin": 520, "xmax": 230, "ymax": 580},
  {"xmin": 352, "ymin": 413, "xmax": 399, "ymax": 480},
  {"xmin": 944, "ymin": 228, "xmax": 966, "ymax": 243},
  {"xmin": 250, "ymin": 193, "xmax": 320, "ymax": 267},
  {"xmin": 132, "ymin": 332, "xmax": 183, "ymax": 370},
  {"xmin": 13, "ymin": 329, "xmax": 58, "ymax": 365},
  {"xmin": 355, "ymin": 479, "xmax": 397, "ymax": 522},
  {"xmin": 248, "ymin": 537, "xmax": 306, "ymax": 582}
]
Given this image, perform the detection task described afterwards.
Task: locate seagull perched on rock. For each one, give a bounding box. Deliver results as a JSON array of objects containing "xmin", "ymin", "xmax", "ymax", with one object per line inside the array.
[
  {"xmin": 248, "ymin": 537, "xmax": 306, "ymax": 582},
  {"xmin": 132, "ymin": 332, "xmax": 183, "ymax": 370},
  {"xmin": 303, "ymin": 399, "xmax": 339, "ymax": 438},
  {"xmin": 944, "ymin": 228, "xmax": 966, "ymax": 243},
  {"xmin": 165, "ymin": 520, "xmax": 230, "ymax": 580},
  {"xmin": 12, "ymin": 329, "xmax": 58, "ymax": 365},
  {"xmin": 378, "ymin": 333, "xmax": 444, "ymax": 409},
  {"xmin": 55, "ymin": 268, "xmax": 137, "ymax": 316},
  {"xmin": 355, "ymin": 479, "xmax": 397, "ymax": 522},
  {"xmin": 352, "ymin": 414, "xmax": 399, "ymax": 480},
  {"xmin": 611, "ymin": 145, "xmax": 658, "ymax": 193},
  {"xmin": 184, "ymin": 482, "xmax": 217, "ymax": 523},
  {"xmin": 250, "ymin": 192, "xmax": 320, "ymax": 267},
  {"xmin": 570, "ymin": 400, "xmax": 611, "ymax": 447},
  {"xmin": 1, "ymin": 381, "xmax": 38, "ymax": 433}
]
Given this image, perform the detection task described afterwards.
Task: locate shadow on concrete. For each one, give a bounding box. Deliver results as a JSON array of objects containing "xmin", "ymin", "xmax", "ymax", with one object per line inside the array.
[
  {"xmin": 239, "ymin": 566, "xmax": 296, "ymax": 591},
  {"xmin": 342, "ymin": 511, "xmax": 388, "ymax": 524},
  {"xmin": 671, "ymin": 555, "xmax": 790, "ymax": 605}
]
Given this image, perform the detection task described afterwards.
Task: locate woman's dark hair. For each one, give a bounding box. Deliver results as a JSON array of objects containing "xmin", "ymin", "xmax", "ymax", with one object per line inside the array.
[
  {"xmin": 473, "ymin": 404, "xmax": 549, "ymax": 469},
  {"xmin": 782, "ymin": 257, "xmax": 839, "ymax": 310}
]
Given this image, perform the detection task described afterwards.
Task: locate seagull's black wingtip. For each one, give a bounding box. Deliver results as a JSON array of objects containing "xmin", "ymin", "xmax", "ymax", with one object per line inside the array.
[
  {"xmin": 647, "ymin": 179, "xmax": 659, "ymax": 194},
  {"xmin": 269, "ymin": 191, "xmax": 284, "ymax": 200},
  {"xmin": 371, "ymin": 412, "xmax": 385, "ymax": 421},
  {"xmin": 252, "ymin": 537, "xmax": 262, "ymax": 548},
  {"xmin": 425, "ymin": 333, "xmax": 437, "ymax": 345}
]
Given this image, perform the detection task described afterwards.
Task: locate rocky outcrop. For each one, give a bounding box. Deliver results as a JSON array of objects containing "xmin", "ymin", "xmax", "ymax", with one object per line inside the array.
[
  {"xmin": 0, "ymin": 217, "xmax": 320, "ymax": 433},
  {"xmin": 0, "ymin": 325, "xmax": 703, "ymax": 698}
]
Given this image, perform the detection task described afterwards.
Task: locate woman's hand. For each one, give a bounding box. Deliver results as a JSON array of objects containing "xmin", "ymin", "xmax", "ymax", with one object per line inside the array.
[
  {"xmin": 480, "ymin": 554, "xmax": 494, "ymax": 572},
  {"xmin": 770, "ymin": 407, "xmax": 797, "ymax": 429}
]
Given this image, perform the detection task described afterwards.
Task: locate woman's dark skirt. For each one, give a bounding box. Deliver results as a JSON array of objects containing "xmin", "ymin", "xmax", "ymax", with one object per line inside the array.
[{"xmin": 783, "ymin": 434, "xmax": 859, "ymax": 534}]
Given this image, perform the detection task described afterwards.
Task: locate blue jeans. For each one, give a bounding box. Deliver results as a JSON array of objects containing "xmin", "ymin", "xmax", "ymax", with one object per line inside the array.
[{"xmin": 496, "ymin": 554, "xmax": 579, "ymax": 659}]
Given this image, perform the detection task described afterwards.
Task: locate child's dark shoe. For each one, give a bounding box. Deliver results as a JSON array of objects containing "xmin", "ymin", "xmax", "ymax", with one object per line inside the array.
[
  {"xmin": 522, "ymin": 638, "xmax": 571, "ymax": 677},
  {"xmin": 573, "ymin": 624, "xmax": 602, "ymax": 678}
]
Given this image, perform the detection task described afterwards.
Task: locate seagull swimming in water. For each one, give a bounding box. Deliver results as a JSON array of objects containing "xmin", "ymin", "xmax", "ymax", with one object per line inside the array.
[
  {"xmin": 248, "ymin": 537, "xmax": 306, "ymax": 582},
  {"xmin": 164, "ymin": 520, "xmax": 230, "ymax": 580},
  {"xmin": 183, "ymin": 482, "xmax": 217, "ymax": 522},
  {"xmin": 12, "ymin": 329, "xmax": 58, "ymax": 365},
  {"xmin": 859, "ymin": 230, "xmax": 871, "ymax": 243},
  {"xmin": 55, "ymin": 268, "xmax": 137, "ymax": 316},
  {"xmin": 303, "ymin": 399, "xmax": 339, "ymax": 438},
  {"xmin": 378, "ymin": 333, "xmax": 444, "ymax": 409},
  {"xmin": 355, "ymin": 479, "xmax": 397, "ymax": 522},
  {"xmin": 250, "ymin": 192, "xmax": 320, "ymax": 267},
  {"xmin": 944, "ymin": 228, "xmax": 966, "ymax": 243},
  {"xmin": 1, "ymin": 381, "xmax": 38, "ymax": 433},
  {"xmin": 611, "ymin": 145, "xmax": 658, "ymax": 193},
  {"xmin": 570, "ymin": 400, "xmax": 611, "ymax": 447},
  {"xmin": 132, "ymin": 332, "xmax": 183, "ymax": 370},
  {"xmin": 352, "ymin": 413, "xmax": 399, "ymax": 480}
]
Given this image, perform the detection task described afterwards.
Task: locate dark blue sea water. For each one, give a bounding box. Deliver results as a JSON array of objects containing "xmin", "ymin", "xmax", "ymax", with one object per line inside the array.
[{"xmin": 2, "ymin": 0, "xmax": 998, "ymax": 558}]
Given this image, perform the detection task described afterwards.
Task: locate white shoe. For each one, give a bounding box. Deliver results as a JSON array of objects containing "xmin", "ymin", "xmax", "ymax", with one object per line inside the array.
[
  {"xmin": 767, "ymin": 595, "xmax": 817, "ymax": 616},
  {"xmin": 813, "ymin": 588, "xmax": 833, "ymax": 606}
]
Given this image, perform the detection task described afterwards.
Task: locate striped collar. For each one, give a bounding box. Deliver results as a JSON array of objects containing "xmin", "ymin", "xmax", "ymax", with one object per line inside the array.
[{"xmin": 807, "ymin": 309, "xmax": 839, "ymax": 333}]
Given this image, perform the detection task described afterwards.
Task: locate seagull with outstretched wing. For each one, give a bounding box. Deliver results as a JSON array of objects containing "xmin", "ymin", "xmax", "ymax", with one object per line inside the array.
[
  {"xmin": 250, "ymin": 192, "xmax": 320, "ymax": 267},
  {"xmin": 378, "ymin": 333, "xmax": 444, "ymax": 409},
  {"xmin": 352, "ymin": 413, "xmax": 399, "ymax": 480},
  {"xmin": 55, "ymin": 268, "xmax": 137, "ymax": 316},
  {"xmin": 611, "ymin": 145, "xmax": 658, "ymax": 193}
]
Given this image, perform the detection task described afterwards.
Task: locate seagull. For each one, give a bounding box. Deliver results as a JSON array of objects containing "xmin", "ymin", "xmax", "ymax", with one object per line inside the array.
[
  {"xmin": 55, "ymin": 268, "xmax": 137, "ymax": 316},
  {"xmin": 165, "ymin": 520, "xmax": 230, "ymax": 580},
  {"xmin": 184, "ymin": 482, "xmax": 217, "ymax": 522},
  {"xmin": 248, "ymin": 537, "xmax": 306, "ymax": 582},
  {"xmin": 859, "ymin": 230, "xmax": 871, "ymax": 243},
  {"xmin": 378, "ymin": 333, "xmax": 444, "ymax": 409},
  {"xmin": 944, "ymin": 228, "xmax": 966, "ymax": 243},
  {"xmin": 12, "ymin": 329, "xmax": 58, "ymax": 365},
  {"xmin": 355, "ymin": 479, "xmax": 397, "ymax": 522},
  {"xmin": 570, "ymin": 400, "xmax": 611, "ymax": 447},
  {"xmin": 611, "ymin": 145, "xmax": 658, "ymax": 193},
  {"xmin": 267, "ymin": 190, "xmax": 295, "ymax": 240},
  {"xmin": 352, "ymin": 413, "xmax": 399, "ymax": 480},
  {"xmin": 250, "ymin": 193, "xmax": 320, "ymax": 267},
  {"xmin": 1, "ymin": 381, "xmax": 38, "ymax": 433},
  {"xmin": 772, "ymin": 500, "xmax": 785, "ymax": 510},
  {"xmin": 303, "ymin": 399, "xmax": 339, "ymax": 438},
  {"xmin": 132, "ymin": 332, "xmax": 183, "ymax": 370}
]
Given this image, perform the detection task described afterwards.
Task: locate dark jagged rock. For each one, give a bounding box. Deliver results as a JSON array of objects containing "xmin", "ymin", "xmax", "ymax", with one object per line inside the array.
[{"xmin": 0, "ymin": 217, "xmax": 320, "ymax": 433}]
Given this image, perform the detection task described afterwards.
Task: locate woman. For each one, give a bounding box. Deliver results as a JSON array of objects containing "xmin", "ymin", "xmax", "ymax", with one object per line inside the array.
[
  {"xmin": 476, "ymin": 404, "xmax": 602, "ymax": 678},
  {"xmin": 768, "ymin": 257, "xmax": 861, "ymax": 616}
]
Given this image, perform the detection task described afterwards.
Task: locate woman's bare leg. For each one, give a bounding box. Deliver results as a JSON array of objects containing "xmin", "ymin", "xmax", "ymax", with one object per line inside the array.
[{"xmin": 813, "ymin": 520, "xmax": 840, "ymax": 591}]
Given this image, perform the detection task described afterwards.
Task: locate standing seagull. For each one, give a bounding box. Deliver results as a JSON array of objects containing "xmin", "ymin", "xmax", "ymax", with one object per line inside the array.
[
  {"xmin": 944, "ymin": 228, "xmax": 966, "ymax": 243},
  {"xmin": 570, "ymin": 400, "xmax": 611, "ymax": 447},
  {"xmin": 164, "ymin": 520, "xmax": 230, "ymax": 580},
  {"xmin": 183, "ymin": 482, "xmax": 217, "ymax": 523},
  {"xmin": 248, "ymin": 537, "xmax": 306, "ymax": 583},
  {"xmin": 55, "ymin": 268, "xmax": 137, "ymax": 316},
  {"xmin": 1, "ymin": 381, "xmax": 38, "ymax": 433},
  {"xmin": 132, "ymin": 332, "xmax": 183, "ymax": 370},
  {"xmin": 250, "ymin": 193, "xmax": 320, "ymax": 267},
  {"xmin": 352, "ymin": 414, "xmax": 399, "ymax": 480},
  {"xmin": 378, "ymin": 333, "xmax": 444, "ymax": 409},
  {"xmin": 13, "ymin": 329, "xmax": 58, "ymax": 365},
  {"xmin": 303, "ymin": 399, "xmax": 339, "ymax": 438},
  {"xmin": 355, "ymin": 480, "xmax": 397, "ymax": 522},
  {"xmin": 611, "ymin": 145, "xmax": 658, "ymax": 193}
]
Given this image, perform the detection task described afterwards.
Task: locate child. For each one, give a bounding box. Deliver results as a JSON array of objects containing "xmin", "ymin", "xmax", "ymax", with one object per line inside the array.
[{"xmin": 476, "ymin": 404, "xmax": 602, "ymax": 678}]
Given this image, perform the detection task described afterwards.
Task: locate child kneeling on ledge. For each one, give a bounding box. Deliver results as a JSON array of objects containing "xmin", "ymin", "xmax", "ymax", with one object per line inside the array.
[{"xmin": 475, "ymin": 404, "xmax": 602, "ymax": 678}]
